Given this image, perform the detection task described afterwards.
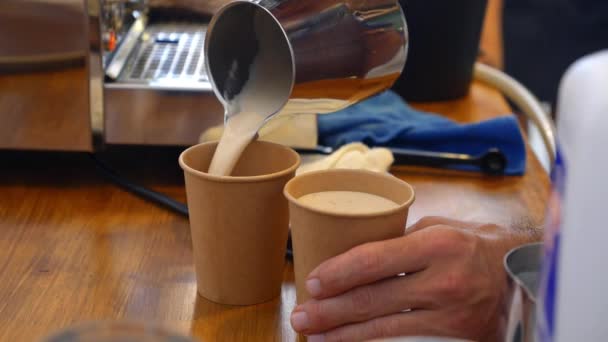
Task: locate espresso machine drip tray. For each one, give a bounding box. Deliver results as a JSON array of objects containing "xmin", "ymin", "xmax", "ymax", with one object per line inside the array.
[{"xmin": 112, "ymin": 23, "xmax": 211, "ymax": 90}]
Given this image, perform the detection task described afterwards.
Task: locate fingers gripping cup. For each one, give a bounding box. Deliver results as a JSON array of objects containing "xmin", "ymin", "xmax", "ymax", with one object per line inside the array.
[
  {"xmin": 179, "ymin": 141, "xmax": 300, "ymax": 305},
  {"xmin": 284, "ymin": 169, "xmax": 415, "ymax": 305}
]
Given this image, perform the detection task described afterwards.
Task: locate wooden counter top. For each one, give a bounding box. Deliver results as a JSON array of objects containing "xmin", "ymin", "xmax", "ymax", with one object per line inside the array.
[{"xmin": 0, "ymin": 82, "xmax": 550, "ymax": 341}]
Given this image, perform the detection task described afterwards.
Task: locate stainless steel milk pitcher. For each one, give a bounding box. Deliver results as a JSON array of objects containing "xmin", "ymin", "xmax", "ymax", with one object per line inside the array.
[
  {"xmin": 205, "ymin": 0, "xmax": 409, "ymax": 117},
  {"xmin": 504, "ymin": 243, "xmax": 542, "ymax": 342}
]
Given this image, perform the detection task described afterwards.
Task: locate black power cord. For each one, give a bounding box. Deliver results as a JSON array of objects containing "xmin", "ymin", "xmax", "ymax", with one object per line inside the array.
[
  {"xmin": 89, "ymin": 154, "xmax": 189, "ymax": 217},
  {"xmin": 89, "ymin": 153, "xmax": 294, "ymax": 260}
]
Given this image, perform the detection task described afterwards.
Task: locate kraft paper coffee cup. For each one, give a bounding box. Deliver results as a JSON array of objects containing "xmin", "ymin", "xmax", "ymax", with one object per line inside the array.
[
  {"xmin": 284, "ymin": 169, "xmax": 415, "ymax": 305},
  {"xmin": 179, "ymin": 141, "xmax": 300, "ymax": 305}
]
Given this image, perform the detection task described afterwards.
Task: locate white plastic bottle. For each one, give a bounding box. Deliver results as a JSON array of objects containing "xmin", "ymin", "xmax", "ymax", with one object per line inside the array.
[{"xmin": 537, "ymin": 50, "xmax": 608, "ymax": 342}]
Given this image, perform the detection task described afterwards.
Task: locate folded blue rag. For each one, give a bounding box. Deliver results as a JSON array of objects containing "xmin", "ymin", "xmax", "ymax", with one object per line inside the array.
[{"xmin": 317, "ymin": 91, "xmax": 526, "ymax": 175}]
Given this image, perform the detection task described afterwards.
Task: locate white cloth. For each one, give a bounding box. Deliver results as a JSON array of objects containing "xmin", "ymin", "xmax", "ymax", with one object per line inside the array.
[{"xmin": 297, "ymin": 142, "xmax": 394, "ymax": 175}]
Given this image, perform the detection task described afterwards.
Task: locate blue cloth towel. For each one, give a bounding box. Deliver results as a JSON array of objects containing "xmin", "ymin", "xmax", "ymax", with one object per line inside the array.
[{"xmin": 317, "ymin": 91, "xmax": 526, "ymax": 175}]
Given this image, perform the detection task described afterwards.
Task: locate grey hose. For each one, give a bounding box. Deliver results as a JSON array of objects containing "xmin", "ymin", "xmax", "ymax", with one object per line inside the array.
[{"xmin": 473, "ymin": 62, "xmax": 557, "ymax": 169}]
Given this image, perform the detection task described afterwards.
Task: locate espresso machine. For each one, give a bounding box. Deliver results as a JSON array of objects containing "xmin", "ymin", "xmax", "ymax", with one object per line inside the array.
[{"xmin": 0, "ymin": 0, "xmax": 224, "ymax": 151}]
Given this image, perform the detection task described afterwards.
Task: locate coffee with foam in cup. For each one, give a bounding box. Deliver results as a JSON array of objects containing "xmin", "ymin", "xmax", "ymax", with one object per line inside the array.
[
  {"xmin": 284, "ymin": 169, "xmax": 415, "ymax": 306},
  {"xmin": 298, "ymin": 191, "xmax": 399, "ymax": 215}
]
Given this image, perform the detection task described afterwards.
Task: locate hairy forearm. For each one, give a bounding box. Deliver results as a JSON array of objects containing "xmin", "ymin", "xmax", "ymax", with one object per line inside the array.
[{"xmin": 510, "ymin": 217, "xmax": 544, "ymax": 245}]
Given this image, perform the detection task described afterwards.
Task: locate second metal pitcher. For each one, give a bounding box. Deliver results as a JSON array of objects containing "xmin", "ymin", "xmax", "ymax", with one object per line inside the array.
[
  {"xmin": 504, "ymin": 243, "xmax": 542, "ymax": 342},
  {"xmin": 204, "ymin": 0, "xmax": 408, "ymax": 118}
]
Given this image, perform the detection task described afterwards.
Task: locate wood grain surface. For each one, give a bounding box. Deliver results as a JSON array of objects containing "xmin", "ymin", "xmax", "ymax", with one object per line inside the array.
[{"xmin": 0, "ymin": 82, "xmax": 550, "ymax": 342}]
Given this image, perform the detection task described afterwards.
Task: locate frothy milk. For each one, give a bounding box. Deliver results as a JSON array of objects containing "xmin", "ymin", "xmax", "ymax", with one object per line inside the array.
[
  {"xmin": 206, "ymin": 63, "xmax": 268, "ymax": 176},
  {"xmin": 207, "ymin": 12, "xmax": 291, "ymax": 176},
  {"xmin": 207, "ymin": 110, "xmax": 267, "ymax": 176},
  {"xmin": 298, "ymin": 191, "xmax": 399, "ymax": 215}
]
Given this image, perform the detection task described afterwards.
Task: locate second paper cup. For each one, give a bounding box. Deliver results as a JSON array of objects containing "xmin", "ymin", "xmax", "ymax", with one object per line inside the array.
[{"xmin": 284, "ymin": 169, "xmax": 415, "ymax": 304}]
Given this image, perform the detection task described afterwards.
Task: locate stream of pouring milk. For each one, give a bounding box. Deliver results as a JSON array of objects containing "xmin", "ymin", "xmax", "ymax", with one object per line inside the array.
[
  {"xmin": 206, "ymin": 106, "xmax": 267, "ymax": 176},
  {"xmin": 207, "ymin": 15, "xmax": 286, "ymax": 176}
]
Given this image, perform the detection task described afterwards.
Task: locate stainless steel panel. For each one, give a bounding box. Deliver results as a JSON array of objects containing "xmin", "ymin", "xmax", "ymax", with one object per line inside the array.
[
  {"xmin": 0, "ymin": 0, "xmax": 93, "ymax": 151},
  {"xmin": 103, "ymin": 20, "xmax": 223, "ymax": 146},
  {"xmin": 103, "ymin": 87, "xmax": 223, "ymax": 146},
  {"xmin": 105, "ymin": 16, "xmax": 148, "ymax": 80},
  {"xmin": 88, "ymin": 0, "xmax": 105, "ymax": 149}
]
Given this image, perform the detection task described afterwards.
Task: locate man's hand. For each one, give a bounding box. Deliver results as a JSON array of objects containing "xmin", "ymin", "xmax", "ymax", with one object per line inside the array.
[{"xmin": 290, "ymin": 217, "xmax": 541, "ymax": 342}]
